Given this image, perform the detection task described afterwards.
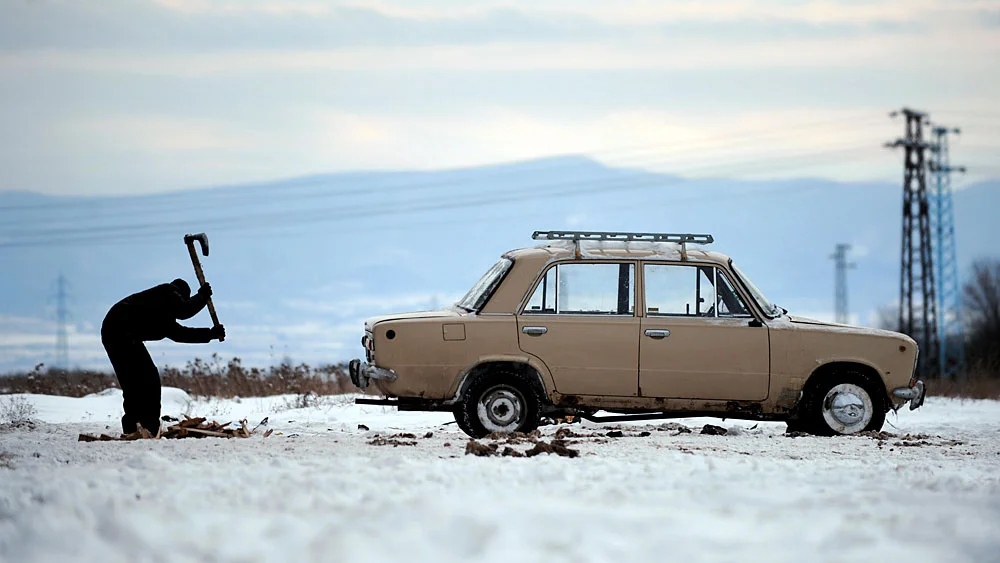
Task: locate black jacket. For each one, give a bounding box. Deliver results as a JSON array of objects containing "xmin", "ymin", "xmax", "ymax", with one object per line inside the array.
[{"xmin": 103, "ymin": 283, "xmax": 213, "ymax": 343}]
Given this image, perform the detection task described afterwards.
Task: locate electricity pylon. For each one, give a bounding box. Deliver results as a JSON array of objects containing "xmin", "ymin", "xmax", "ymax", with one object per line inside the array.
[
  {"xmin": 831, "ymin": 244, "xmax": 856, "ymax": 325},
  {"xmin": 928, "ymin": 125, "xmax": 966, "ymax": 378},
  {"xmin": 886, "ymin": 108, "xmax": 938, "ymax": 377},
  {"xmin": 54, "ymin": 274, "xmax": 70, "ymax": 371}
]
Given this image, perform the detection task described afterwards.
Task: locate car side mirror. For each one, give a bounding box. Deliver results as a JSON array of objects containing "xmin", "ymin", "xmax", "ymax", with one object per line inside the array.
[{"xmin": 749, "ymin": 319, "xmax": 763, "ymax": 328}]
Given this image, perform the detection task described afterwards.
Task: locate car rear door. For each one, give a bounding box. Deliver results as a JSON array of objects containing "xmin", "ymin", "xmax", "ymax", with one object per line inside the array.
[
  {"xmin": 638, "ymin": 263, "xmax": 769, "ymax": 400},
  {"xmin": 517, "ymin": 261, "xmax": 639, "ymax": 397}
]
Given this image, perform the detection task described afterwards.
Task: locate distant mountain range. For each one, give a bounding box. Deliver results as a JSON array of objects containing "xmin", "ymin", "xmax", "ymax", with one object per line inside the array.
[{"xmin": 1, "ymin": 156, "xmax": 997, "ymax": 372}]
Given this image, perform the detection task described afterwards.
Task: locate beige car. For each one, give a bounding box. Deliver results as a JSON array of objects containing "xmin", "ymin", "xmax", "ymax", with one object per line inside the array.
[{"xmin": 349, "ymin": 231, "xmax": 926, "ymax": 438}]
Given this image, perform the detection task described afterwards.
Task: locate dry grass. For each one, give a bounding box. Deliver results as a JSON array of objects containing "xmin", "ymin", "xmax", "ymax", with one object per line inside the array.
[
  {"xmin": 0, "ymin": 355, "xmax": 359, "ymax": 399},
  {"xmin": 927, "ymin": 361, "xmax": 1000, "ymax": 400}
]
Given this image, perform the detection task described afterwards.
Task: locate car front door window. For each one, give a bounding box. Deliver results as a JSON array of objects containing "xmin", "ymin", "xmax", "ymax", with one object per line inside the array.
[{"xmin": 644, "ymin": 264, "xmax": 717, "ymax": 317}]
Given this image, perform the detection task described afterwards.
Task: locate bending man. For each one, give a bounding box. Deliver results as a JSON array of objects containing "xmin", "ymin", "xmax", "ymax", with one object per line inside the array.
[{"xmin": 102, "ymin": 279, "xmax": 225, "ymax": 434}]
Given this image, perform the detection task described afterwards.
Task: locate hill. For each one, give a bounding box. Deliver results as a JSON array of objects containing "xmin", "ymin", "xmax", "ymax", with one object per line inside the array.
[{"xmin": 1, "ymin": 156, "xmax": 997, "ymax": 371}]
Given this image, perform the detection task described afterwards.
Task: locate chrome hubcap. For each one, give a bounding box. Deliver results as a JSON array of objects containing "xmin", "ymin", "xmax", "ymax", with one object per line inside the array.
[
  {"xmin": 822, "ymin": 383, "xmax": 873, "ymax": 434},
  {"xmin": 477, "ymin": 386, "xmax": 524, "ymax": 433}
]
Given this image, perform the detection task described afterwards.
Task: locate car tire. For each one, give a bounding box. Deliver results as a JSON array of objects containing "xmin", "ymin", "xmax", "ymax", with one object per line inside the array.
[
  {"xmin": 453, "ymin": 405, "xmax": 477, "ymax": 438},
  {"xmin": 455, "ymin": 369, "xmax": 541, "ymax": 439},
  {"xmin": 784, "ymin": 417, "xmax": 814, "ymax": 434},
  {"xmin": 800, "ymin": 370, "xmax": 886, "ymax": 436}
]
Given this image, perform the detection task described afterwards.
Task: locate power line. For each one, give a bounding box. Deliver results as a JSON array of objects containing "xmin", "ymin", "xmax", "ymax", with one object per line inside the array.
[
  {"xmin": 0, "ymin": 146, "xmax": 877, "ymax": 248},
  {"xmin": 0, "ymin": 113, "xmax": 892, "ymax": 215}
]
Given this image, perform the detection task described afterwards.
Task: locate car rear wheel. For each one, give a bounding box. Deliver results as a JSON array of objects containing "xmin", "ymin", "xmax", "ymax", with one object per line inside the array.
[
  {"xmin": 455, "ymin": 369, "xmax": 540, "ymax": 439},
  {"xmin": 800, "ymin": 371, "xmax": 886, "ymax": 435}
]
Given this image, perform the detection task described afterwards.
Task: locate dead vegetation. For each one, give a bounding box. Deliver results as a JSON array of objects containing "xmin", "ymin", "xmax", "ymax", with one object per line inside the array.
[
  {"xmin": 368, "ymin": 433, "xmax": 419, "ymax": 447},
  {"xmin": 0, "ymin": 356, "xmax": 357, "ymax": 398},
  {"xmin": 927, "ymin": 365, "xmax": 1000, "ymax": 400}
]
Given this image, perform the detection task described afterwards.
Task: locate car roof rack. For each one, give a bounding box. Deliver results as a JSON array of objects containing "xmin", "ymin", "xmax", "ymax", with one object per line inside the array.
[
  {"xmin": 531, "ymin": 231, "xmax": 714, "ymax": 260},
  {"xmin": 532, "ymin": 231, "xmax": 713, "ymax": 244}
]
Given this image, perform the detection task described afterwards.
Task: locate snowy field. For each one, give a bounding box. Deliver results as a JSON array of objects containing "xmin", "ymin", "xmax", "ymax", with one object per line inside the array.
[{"xmin": 1, "ymin": 390, "xmax": 999, "ymax": 563}]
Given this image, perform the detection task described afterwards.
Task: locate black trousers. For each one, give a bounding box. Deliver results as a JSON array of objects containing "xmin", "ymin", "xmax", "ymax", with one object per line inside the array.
[{"xmin": 102, "ymin": 327, "xmax": 161, "ymax": 434}]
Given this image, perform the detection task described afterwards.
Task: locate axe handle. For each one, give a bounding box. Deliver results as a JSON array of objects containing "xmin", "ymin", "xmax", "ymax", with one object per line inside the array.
[{"xmin": 185, "ymin": 243, "xmax": 224, "ymax": 341}]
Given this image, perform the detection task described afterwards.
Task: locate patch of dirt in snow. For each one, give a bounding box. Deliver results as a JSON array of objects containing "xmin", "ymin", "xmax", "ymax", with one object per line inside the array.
[{"xmin": 465, "ymin": 432, "xmax": 580, "ymax": 458}]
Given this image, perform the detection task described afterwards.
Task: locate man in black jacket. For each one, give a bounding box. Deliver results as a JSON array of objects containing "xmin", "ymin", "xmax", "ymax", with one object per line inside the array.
[{"xmin": 102, "ymin": 278, "xmax": 225, "ymax": 434}]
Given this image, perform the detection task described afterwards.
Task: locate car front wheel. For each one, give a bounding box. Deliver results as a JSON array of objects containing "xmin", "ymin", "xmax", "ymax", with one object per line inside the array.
[
  {"xmin": 455, "ymin": 369, "xmax": 540, "ymax": 438},
  {"xmin": 799, "ymin": 372, "xmax": 886, "ymax": 435}
]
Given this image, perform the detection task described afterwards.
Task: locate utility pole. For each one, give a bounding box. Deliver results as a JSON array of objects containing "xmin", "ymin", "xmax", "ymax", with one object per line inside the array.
[
  {"xmin": 830, "ymin": 243, "xmax": 855, "ymax": 324},
  {"xmin": 54, "ymin": 274, "xmax": 70, "ymax": 371},
  {"xmin": 886, "ymin": 108, "xmax": 938, "ymax": 377},
  {"xmin": 929, "ymin": 125, "xmax": 966, "ymax": 378}
]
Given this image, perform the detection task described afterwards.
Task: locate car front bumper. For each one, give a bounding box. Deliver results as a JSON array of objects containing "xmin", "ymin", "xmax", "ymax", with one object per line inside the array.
[
  {"xmin": 891, "ymin": 380, "xmax": 926, "ymax": 411},
  {"xmin": 349, "ymin": 359, "xmax": 397, "ymax": 390}
]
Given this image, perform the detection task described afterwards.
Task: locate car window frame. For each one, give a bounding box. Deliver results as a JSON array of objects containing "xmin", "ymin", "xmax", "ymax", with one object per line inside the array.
[{"xmin": 518, "ymin": 259, "xmax": 638, "ymax": 317}]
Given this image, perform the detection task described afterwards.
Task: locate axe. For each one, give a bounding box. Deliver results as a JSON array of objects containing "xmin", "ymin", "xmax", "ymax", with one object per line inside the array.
[{"xmin": 183, "ymin": 233, "xmax": 224, "ymax": 341}]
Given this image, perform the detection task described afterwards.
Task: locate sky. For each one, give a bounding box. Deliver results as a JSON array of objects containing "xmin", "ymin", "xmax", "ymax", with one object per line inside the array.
[{"xmin": 2, "ymin": 0, "xmax": 1000, "ymax": 197}]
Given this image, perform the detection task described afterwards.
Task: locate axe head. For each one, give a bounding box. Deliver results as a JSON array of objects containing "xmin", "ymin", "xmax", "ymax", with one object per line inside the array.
[{"xmin": 183, "ymin": 233, "xmax": 209, "ymax": 256}]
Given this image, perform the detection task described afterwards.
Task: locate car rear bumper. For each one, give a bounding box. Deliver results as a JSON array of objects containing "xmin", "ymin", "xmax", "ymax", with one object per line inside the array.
[
  {"xmin": 349, "ymin": 359, "xmax": 397, "ymax": 390},
  {"xmin": 892, "ymin": 380, "xmax": 926, "ymax": 411}
]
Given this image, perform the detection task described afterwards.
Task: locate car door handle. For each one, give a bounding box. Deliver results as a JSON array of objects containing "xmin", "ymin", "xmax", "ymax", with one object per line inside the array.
[
  {"xmin": 644, "ymin": 329, "xmax": 670, "ymax": 339},
  {"xmin": 522, "ymin": 326, "xmax": 548, "ymax": 336}
]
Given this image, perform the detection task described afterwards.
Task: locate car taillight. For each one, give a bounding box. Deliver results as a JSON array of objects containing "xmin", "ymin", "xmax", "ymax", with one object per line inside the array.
[{"xmin": 364, "ymin": 332, "xmax": 375, "ymax": 362}]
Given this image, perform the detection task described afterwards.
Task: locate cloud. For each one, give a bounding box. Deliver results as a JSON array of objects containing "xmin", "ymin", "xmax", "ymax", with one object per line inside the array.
[
  {"xmin": 283, "ymin": 291, "xmax": 459, "ymax": 317},
  {"xmin": 0, "ymin": 310, "xmax": 368, "ymax": 372},
  {"xmin": 0, "ymin": 0, "xmax": 927, "ymax": 52},
  {"xmin": 0, "ymin": 315, "xmax": 106, "ymax": 371},
  {"xmin": 64, "ymin": 115, "xmax": 264, "ymax": 153}
]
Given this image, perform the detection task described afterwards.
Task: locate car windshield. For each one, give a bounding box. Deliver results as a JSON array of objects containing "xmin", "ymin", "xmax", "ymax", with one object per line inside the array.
[
  {"xmin": 731, "ymin": 262, "xmax": 779, "ymax": 318},
  {"xmin": 456, "ymin": 258, "xmax": 513, "ymax": 312}
]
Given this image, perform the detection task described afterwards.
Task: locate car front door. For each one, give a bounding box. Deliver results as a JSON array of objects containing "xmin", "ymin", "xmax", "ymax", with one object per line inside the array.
[
  {"xmin": 517, "ymin": 261, "xmax": 639, "ymax": 397},
  {"xmin": 639, "ymin": 263, "xmax": 769, "ymax": 401}
]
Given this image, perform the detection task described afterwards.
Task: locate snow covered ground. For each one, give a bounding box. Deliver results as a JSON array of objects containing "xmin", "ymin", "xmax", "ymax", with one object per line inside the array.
[{"xmin": 1, "ymin": 390, "xmax": 999, "ymax": 563}]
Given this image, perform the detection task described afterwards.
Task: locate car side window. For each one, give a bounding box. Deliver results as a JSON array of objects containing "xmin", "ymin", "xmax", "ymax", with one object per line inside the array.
[
  {"xmin": 523, "ymin": 263, "xmax": 634, "ymax": 315},
  {"xmin": 716, "ymin": 270, "xmax": 752, "ymax": 317},
  {"xmin": 646, "ymin": 264, "xmax": 741, "ymax": 317}
]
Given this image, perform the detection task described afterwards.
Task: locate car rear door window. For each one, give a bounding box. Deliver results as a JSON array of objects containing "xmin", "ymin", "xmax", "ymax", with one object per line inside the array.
[{"xmin": 524, "ymin": 263, "xmax": 634, "ymax": 315}]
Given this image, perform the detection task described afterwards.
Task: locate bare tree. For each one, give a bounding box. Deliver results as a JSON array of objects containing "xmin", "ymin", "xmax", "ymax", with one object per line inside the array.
[{"xmin": 964, "ymin": 260, "xmax": 1000, "ymax": 374}]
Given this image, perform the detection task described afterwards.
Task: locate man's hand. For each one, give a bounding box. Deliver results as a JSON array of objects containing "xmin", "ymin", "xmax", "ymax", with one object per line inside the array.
[
  {"xmin": 210, "ymin": 324, "xmax": 226, "ymax": 341},
  {"xmin": 197, "ymin": 282, "xmax": 213, "ymax": 299}
]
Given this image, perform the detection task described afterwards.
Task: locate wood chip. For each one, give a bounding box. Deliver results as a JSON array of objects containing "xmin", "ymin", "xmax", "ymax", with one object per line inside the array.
[{"xmin": 79, "ymin": 416, "xmax": 271, "ymax": 442}]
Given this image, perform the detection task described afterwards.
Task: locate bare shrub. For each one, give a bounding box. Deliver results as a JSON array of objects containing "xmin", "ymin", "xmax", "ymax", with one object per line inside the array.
[
  {"xmin": 160, "ymin": 355, "xmax": 355, "ymax": 399},
  {"xmin": 930, "ymin": 360, "xmax": 1000, "ymax": 399},
  {"xmin": 0, "ymin": 356, "xmax": 362, "ymax": 398},
  {"xmin": 0, "ymin": 395, "xmax": 37, "ymax": 425}
]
